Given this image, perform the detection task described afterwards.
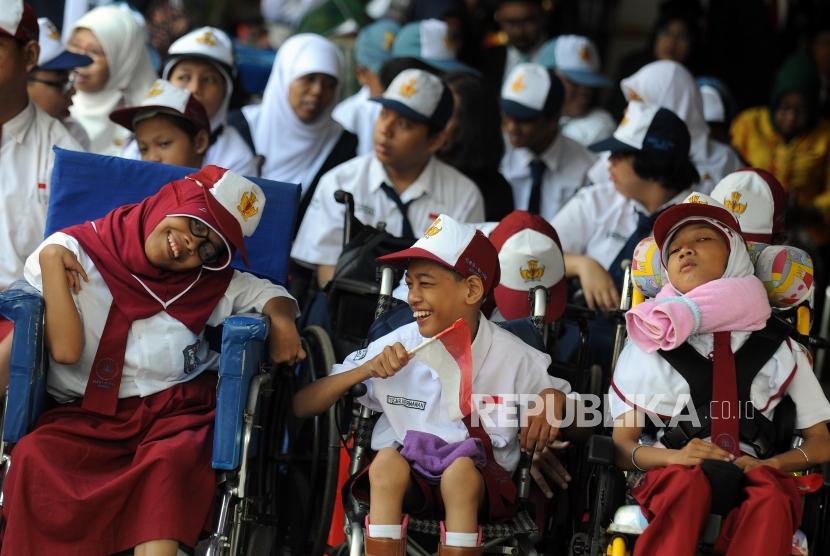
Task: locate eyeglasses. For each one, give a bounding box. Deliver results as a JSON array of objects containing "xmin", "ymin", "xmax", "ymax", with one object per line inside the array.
[
  {"xmin": 28, "ymin": 75, "xmax": 76, "ymax": 95},
  {"xmin": 189, "ymin": 218, "xmax": 226, "ymax": 265}
]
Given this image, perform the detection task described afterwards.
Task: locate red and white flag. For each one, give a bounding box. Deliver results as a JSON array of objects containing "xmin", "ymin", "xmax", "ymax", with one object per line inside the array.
[{"xmin": 410, "ymin": 318, "xmax": 473, "ymax": 421}]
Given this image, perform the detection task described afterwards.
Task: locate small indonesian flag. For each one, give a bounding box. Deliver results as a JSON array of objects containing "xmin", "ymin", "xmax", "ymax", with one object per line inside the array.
[{"xmin": 411, "ymin": 318, "xmax": 473, "ymax": 421}]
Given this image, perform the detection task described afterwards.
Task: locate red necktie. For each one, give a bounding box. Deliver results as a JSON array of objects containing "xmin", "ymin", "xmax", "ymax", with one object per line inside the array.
[
  {"xmin": 81, "ymin": 305, "xmax": 130, "ymax": 415},
  {"xmin": 711, "ymin": 331, "xmax": 741, "ymax": 457}
]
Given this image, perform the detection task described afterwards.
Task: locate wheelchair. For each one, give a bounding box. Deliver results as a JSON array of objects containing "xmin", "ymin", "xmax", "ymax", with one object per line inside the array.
[
  {"xmin": 570, "ymin": 237, "xmax": 830, "ymax": 556},
  {"xmin": 0, "ymin": 148, "xmax": 339, "ymax": 556}
]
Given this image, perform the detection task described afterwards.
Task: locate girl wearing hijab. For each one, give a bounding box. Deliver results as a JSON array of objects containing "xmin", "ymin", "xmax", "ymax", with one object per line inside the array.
[
  {"xmin": 123, "ymin": 27, "xmax": 258, "ymax": 176},
  {"xmin": 0, "ymin": 167, "xmax": 304, "ymax": 556},
  {"xmin": 610, "ymin": 195, "xmax": 830, "ymax": 556},
  {"xmin": 66, "ymin": 5, "xmax": 158, "ymax": 156},
  {"xmin": 589, "ymin": 60, "xmax": 743, "ymax": 194},
  {"xmin": 240, "ymin": 33, "xmax": 356, "ymax": 222}
]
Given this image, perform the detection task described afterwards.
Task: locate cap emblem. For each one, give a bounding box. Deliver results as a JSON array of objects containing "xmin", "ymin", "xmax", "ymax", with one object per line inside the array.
[
  {"xmin": 146, "ymin": 82, "xmax": 163, "ymax": 98},
  {"xmin": 46, "ymin": 20, "xmax": 59, "ymax": 40},
  {"xmin": 424, "ymin": 217, "xmax": 442, "ymax": 238},
  {"xmin": 723, "ymin": 191, "xmax": 747, "ymax": 215},
  {"xmin": 519, "ymin": 259, "xmax": 545, "ymax": 282},
  {"xmin": 383, "ymin": 31, "xmax": 395, "ymax": 50},
  {"xmin": 686, "ymin": 194, "xmax": 706, "ymax": 204},
  {"xmin": 579, "ymin": 45, "xmax": 591, "ymax": 62},
  {"xmin": 196, "ymin": 31, "xmax": 217, "ymax": 47},
  {"xmin": 511, "ymin": 74, "xmax": 526, "ymax": 93},
  {"xmin": 237, "ymin": 191, "xmax": 259, "ymax": 222},
  {"xmin": 399, "ymin": 77, "xmax": 417, "ymax": 98}
]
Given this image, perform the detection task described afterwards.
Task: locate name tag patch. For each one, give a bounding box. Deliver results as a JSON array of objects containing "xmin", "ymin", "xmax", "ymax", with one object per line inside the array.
[{"xmin": 387, "ymin": 395, "xmax": 426, "ymax": 411}]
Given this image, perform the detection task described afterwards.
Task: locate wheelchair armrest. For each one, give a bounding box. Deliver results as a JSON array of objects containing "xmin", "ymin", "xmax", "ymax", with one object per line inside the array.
[
  {"xmin": 0, "ymin": 280, "xmax": 48, "ymax": 443},
  {"xmin": 586, "ymin": 434, "xmax": 616, "ymax": 466},
  {"xmin": 212, "ymin": 313, "xmax": 269, "ymax": 470}
]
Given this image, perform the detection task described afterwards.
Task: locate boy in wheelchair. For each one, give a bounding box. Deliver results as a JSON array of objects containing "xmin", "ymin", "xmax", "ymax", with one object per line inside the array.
[
  {"xmin": 609, "ymin": 196, "xmax": 830, "ymax": 555},
  {"xmin": 1, "ymin": 166, "xmax": 303, "ymax": 556},
  {"xmin": 293, "ymin": 215, "xmax": 575, "ymax": 555}
]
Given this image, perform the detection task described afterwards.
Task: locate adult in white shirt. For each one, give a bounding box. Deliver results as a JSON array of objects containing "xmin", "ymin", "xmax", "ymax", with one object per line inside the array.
[
  {"xmin": 122, "ymin": 27, "xmax": 258, "ymax": 176},
  {"xmin": 292, "ymin": 69, "xmax": 484, "ymax": 287},
  {"xmin": 499, "ymin": 63, "xmax": 596, "ymax": 222},
  {"xmin": 2, "ymin": 167, "xmax": 303, "ymax": 556},
  {"xmin": 536, "ymin": 35, "xmax": 616, "ymax": 147},
  {"xmin": 333, "ymin": 19, "xmax": 400, "ymax": 156},
  {"xmin": 66, "ymin": 5, "xmax": 157, "ymax": 156},
  {"xmin": 587, "ymin": 60, "xmax": 743, "ymax": 193}
]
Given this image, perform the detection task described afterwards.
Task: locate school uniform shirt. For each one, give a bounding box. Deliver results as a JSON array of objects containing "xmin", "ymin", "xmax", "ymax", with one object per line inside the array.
[
  {"xmin": 609, "ymin": 332, "xmax": 830, "ymax": 456},
  {"xmin": 331, "ymin": 314, "xmax": 572, "ymax": 473},
  {"xmin": 23, "ymin": 231, "xmax": 298, "ymax": 403},
  {"xmin": 500, "ymin": 133, "xmax": 596, "ymax": 222},
  {"xmin": 291, "ymin": 154, "xmax": 485, "ymax": 266},
  {"xmin": 551, "ymin": 182, "xmax": 690, "ymax": 270},
  {"xmin": 63, "ymin": 117, "xmax": 91, "ymax": 151},
  {"xmin": 0, "ymin": 102, "xmax": 83, "ymax": 290},
  {"xmin": 121, "ymin": 125, "xmax": 259, "ymax": 177},
  {"xmin": 332, "ymin": 85, "xmax": 380, "ymax": 157},
  {"xmin": 559, "ymin": 108, "xmax": 617, "ymax": 148}
]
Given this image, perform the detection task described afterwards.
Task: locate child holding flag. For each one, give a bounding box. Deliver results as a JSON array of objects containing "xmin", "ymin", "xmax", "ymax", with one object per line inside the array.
[{"xmin": 293, "ymin": 214, "xmax": 574, "ymax": 555}]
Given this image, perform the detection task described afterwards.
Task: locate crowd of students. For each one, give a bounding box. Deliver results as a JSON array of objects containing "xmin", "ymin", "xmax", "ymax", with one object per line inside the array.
[{"xmin": 2, "ymin": 0, "xmax": 830, "ymax": 554}]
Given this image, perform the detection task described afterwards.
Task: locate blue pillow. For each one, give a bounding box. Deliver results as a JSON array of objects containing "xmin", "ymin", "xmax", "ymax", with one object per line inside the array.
[{"xmin": 46, "ymin": 147, "xmax": 299, "ymax": 285}]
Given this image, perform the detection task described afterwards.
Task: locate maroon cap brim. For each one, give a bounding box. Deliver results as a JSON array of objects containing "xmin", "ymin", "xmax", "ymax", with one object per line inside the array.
[{"xmin": 653, "ymin": 203, "xmax": 740, "ymax": 250}]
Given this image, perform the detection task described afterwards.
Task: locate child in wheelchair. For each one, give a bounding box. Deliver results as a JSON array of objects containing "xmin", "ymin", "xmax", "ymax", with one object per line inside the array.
[
  {"xmin": 293, "ymin": 215, "xmax": 575, "ymax": 555},
  {"xmin": 1, "ymin": 166, "xmax": 303, "ymax": 556},
  {"xmin": 609, "ymin": 195, "xmax": 830, "ymax": 555}
]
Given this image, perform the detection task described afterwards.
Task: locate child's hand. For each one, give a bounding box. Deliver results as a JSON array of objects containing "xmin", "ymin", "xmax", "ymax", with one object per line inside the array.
[
  {"xmin": 734, "ymin": 455, "xmax": 776, "ymax": 473},
  {"xmin": 268, "ymin": 315, "xmax": 306, "ymax": 365},
  {"xmin": 576, "ymin": 256, "xmax": 620, "ymax": 311},
  {"xmin": 669, "ymin": 438, "xmax": 735, "ymax": 466},
  {"xmin": 521, "ymin": 389, "xmax": 564, "ymax": 455},
  {"xmin": 530, "ymin": 441, "xmax": 572, "ymax": 498},
  {"xmin": 39, "ymin": 244, "xmax": 88, "ymax": 293},
  {"xmin": 362, "ymin": 343, "xmax": 410, "ymax": 379}
]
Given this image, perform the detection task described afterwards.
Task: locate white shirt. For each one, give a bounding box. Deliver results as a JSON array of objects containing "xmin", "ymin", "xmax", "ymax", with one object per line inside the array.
[
  {"xmin": 24, "ymin": 232, "xmax": 298, "ymax": 402},
  {"xmin": 121, "ymin": 125, "xmax": 259, "ymax": 177},
  {"xmin": 559, "ymin": 108, "xmax": 617, "ymax": 148},
  {"xmin": 0, "ymin": 102, "xmax": 83, "ymax": 290},
  {"xmin": 500, "ymin": 133, "xmax": 596, "ymax": 222},
  {"xmin": 551, "ymin": 182, "xmax": 689, "ymax": 270},
  {"xmin": 332, "ymin": 85, "xmax": 380, "ymax": 157},
  {"xmin": 610, "ymin": 333, "xmax": 830, "ymax": 455},
  {"xmin": 291, "ymin": 154, "xmax": 485, "ymax": 266},
  {"xmin": 63, "ymin": 117, "xmax": 91, "ymax": 151},
  {"xmin": 331, "ymin": 315, "xmax": 571, "ymax": 473}
]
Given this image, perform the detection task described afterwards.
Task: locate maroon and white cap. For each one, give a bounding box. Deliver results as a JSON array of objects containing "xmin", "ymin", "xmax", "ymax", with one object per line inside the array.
[
  {"xmin": 183, "ymin": 165, "xmax": 265, "ymax": 269},
  {"xmin": 488, "ymin": 210, "xmax": 566, "ymax": 323},
  {"xmin": 0, "ymin": 0, "xmax": 38, "ymax": 42},
  {"xmin": 110, "ymin": 79, "xmax": 210, "ymax": 133},
  {"xmin": 377, "ymin": 214, "xmax": 500, "ymax": 294},
  {"xmin": 710, "ymin": 168, "xmax": 787, "ymax": 243},
  {"xmin": 653, "ymin": 192, "xmax": 741, "ymax": 262}
]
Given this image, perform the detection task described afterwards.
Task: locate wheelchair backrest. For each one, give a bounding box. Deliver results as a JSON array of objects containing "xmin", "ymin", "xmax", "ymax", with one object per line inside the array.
[{"xmin": 47, "ymin": 147, "xmax": 300, "ymax": 285}]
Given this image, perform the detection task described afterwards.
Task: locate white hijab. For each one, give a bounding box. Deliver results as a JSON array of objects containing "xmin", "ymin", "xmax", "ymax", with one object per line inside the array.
[
  {"xmin": 69, "ymin": 5, "xmax": 157, "ymax": 155},
  {"xmin": 242, "ymin": 33, "xmax": 344, "ymax": 191}
]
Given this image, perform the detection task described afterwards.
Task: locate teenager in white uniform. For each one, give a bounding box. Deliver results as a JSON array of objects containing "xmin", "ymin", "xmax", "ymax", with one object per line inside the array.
[
  {"xmin": 499, "ymin": 63, "xmax": 596, "ymax": 222},
  {"xmin": 122, "ymin": 27, "xmax": 258, "ymax": 176},
  {"xmin": 610, "ymin": 198, "xmax": 830, "ymax": 556},
  {"xmin": 536, "ymin": 35, "xmax": 616, "ymax": 148},
  {"xmin": 587, "ymin": 60, "xmax": 742, "ymax": 193},
  {"xmin": 294, "ymin": 215, "xmax": 574, "ymax": 555},
  {"xmin": 332, "ymin": 19, "xmax": 400, "ymax": 156},
  {"xmin": 66, "ymin": 5, "xmax": 157, "ymax": 156},
  {"xmin": 28, "ymin": 17, "xmax": 92, "ymax": 150},
  {"xmin": 240, "ymin": 33, "xmax": 356, "ymax": 211},
  {"xmin": 292, "ymin": 69, "xmax": 485, "ymax": 286}
]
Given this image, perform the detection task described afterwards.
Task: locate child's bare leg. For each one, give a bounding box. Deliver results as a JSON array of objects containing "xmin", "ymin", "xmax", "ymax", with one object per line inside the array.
[
  {"xmin": 134, "ymin": 539, "xmax": 178, "ymax": 556},
  {"xmin": 368, "ymin": 447, "xmax": 411, "ymax": 524},
  {"xmin": 440, "ymin": 457, "xmax": 485, "ymax": 532}
]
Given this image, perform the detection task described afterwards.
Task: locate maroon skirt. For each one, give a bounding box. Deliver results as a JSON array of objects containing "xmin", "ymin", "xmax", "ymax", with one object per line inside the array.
[{"xmin": 1, "ymin": 372, "xmax": 218, "ymax": 556}]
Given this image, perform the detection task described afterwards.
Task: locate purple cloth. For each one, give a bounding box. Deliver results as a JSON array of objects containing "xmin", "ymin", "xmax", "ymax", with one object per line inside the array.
[{"xmin": 400, "ymin": 430, "xmax": 487, "ymax": 482}]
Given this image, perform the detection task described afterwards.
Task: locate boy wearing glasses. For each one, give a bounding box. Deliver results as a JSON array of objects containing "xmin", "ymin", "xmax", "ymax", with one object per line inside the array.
[{"xmin": 28, "ymin": 17, "xmax": 92, "ymax": 149}]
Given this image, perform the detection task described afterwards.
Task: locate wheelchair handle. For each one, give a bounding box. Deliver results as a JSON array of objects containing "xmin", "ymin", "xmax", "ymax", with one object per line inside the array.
[
  {"xmin": 335, "ymin": 190, "xmax": 356, "ymax": 247},
  {"xmin": 350, "ymin": 383, "xmax": 367, "ymax": 398}
]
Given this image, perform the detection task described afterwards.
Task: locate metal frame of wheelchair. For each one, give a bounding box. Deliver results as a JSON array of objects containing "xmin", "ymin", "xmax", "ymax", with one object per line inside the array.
[{"xmin": 566, "ymin": 269, "xmax": 830, "ymax": 556}]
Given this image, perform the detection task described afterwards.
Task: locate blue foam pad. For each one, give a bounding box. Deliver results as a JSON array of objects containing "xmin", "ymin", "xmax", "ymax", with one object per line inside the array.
[
  {"xmin": 46, "ymin": 147, "xmax": 300, "ymax": 285},
  {"xmin": 0, "ymin": 281, "xmax": 47, "ymax": 443},
  {"xmin": 212, "ymin": 314, "xmax": 269, "ymax": 470}
]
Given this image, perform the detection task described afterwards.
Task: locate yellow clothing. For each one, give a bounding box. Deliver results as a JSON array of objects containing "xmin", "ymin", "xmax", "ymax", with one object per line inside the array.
[{"xmin": 730, "ymin": 107, "xmax": 830, "ymax": 212}]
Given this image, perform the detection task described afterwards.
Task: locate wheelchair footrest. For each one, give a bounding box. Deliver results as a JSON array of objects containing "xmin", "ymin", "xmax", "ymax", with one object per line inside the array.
[{"xmin": 406, "ymin": 510, "xmax": 538, "ymax": 541}]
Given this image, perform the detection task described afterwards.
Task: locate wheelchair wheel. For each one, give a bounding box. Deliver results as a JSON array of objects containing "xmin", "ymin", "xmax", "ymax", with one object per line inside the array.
[{"xmin": 609, "ymin": 536, "xmax": 627, "ymax": 556}]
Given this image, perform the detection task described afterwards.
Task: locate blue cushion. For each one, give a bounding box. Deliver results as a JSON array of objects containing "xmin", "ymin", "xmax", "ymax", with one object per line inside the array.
[{"xmin": 46, "ymin": 147, "xmax": 300, "ymax": 285}]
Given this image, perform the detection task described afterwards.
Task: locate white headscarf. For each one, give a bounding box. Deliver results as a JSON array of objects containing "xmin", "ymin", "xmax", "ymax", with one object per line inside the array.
[
  {"xmin": 242, "ymin": 33, "xmax": 344, "ymax": 191},
  {"xmin": 68, "ymin": 5, "xmax": 157, "ymax": 155}
]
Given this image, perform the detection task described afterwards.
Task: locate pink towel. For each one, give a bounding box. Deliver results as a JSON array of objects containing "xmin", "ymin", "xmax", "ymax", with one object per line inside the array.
[{"xmin": 625, "ymin": 276, "xmax": 771, "ymax": 353}]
